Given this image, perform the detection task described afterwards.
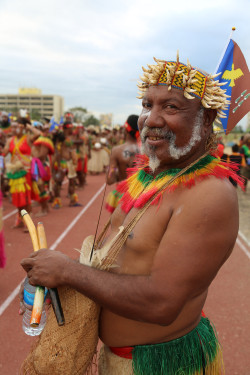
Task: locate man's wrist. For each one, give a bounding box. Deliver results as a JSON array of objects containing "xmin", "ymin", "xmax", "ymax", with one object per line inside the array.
[{"xmin": 60, "ymin": 257, "xmax": 76, "ymax": 286}]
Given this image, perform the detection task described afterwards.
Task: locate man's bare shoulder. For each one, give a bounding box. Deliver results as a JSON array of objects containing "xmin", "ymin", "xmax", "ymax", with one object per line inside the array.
[
  {"xmin": 112, "ymin": 143, "xmax": 126, "ymax": 153},
  {"xmin": 181, "ymin": 176, "xmax": 238, "ymax": 211},
  {"xmin": 163, "ymin": 176, "xmax": 239, "ymax": 250}
]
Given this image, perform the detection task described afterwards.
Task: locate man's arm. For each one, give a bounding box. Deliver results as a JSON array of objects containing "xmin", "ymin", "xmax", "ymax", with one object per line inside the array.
[
  {"xmin": 2, "ymin": 137, "xmax": 11, "ymax": 156},
  {"xmin": 21, "ymin": 178, "xmax": 238, "ymax": 325},
  {"xmin": 27, "ymin": 124, "xmax": 42, "ymax": 144}
]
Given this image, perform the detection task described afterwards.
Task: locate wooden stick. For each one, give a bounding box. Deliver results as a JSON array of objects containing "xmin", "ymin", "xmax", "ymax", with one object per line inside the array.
[
  {"xmin": 37, "ymin": 222, "xmax": 65, "ymax": 326},
  {"xmin": 21, "ymin": 210, "xmax": 39, "ymax": 252}
]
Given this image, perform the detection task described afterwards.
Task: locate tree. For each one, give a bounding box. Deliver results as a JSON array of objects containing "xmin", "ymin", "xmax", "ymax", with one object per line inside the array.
[
  {"xmin": 69, "ymin": 107, "xmax": 87, "ymax": 112},
  {"xmin": 68, "ymin": 107, "xmax": 87, "ymax": 122},
  {"xmin": 83, "ymin": 115, "xmax": 100, "ymax": 127},
  {"xmin": 231, "ymin": 124, "xmax": 244, "ymax": 133},
  {"xmin": 30, "ymin": 109, "xmax": 41, "ymax": 121}
]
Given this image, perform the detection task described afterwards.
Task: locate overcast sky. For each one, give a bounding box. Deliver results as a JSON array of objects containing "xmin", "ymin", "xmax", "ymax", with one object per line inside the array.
[{"xmin": 0, "ymin": 0, "xmax": 249, "ymax": 126}]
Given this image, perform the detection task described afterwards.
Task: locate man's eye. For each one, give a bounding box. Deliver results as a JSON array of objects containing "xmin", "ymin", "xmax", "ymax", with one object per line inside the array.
[
  {"xmin": 165, "ymin": 104, "xmax": 177, "ymax": 109},
  {"xmin": 142, "ymin": 102, "xmax": 151, "ymax": 108}
]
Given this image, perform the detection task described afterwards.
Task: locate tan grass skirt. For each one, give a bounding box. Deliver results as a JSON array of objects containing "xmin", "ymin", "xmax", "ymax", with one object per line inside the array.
[{"xmin": 98, "ymin": 345, "xmax": 133, "ymax": 375}]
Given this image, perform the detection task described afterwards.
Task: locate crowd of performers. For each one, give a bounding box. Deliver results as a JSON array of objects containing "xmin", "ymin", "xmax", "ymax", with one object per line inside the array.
[
  {"xmin": 0, "ymin": 111, "xmax": 126, "ymax": 235},
  {"xmin": 217, "ymin": 133, "xmax": 250, "ymax": 190},
  {"xmin": 0, "ymin": 107, "xmax": 249, "ymax": 271}
]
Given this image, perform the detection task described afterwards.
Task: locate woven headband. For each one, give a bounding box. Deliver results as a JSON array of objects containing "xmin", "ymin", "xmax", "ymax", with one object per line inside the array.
[{"xmin": 137, "ymin": 52, "xmax": 230, "ymax": 122}]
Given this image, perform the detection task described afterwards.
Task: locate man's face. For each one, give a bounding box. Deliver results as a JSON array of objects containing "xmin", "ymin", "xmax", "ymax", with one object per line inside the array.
[{"xmin": 138, "ymin": 86, "xmax": 208, "ymax": 170}]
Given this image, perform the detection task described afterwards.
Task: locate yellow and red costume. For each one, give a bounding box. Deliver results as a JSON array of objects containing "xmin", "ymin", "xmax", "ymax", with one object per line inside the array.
[{"xmin": 7, "ymin": 135, "xmax": 39, "ymax": 207}]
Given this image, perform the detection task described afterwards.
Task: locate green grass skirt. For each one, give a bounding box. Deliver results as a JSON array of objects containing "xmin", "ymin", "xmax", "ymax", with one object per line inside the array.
[{"xmin": 132, "ymin": 317, "xmax": 224, "ymax": 375}]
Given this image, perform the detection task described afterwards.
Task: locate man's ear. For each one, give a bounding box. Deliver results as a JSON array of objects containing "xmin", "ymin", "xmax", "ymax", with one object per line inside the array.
[{"xmin": 203, "ymin": 109, "xmax": 217, "ymax": 129}]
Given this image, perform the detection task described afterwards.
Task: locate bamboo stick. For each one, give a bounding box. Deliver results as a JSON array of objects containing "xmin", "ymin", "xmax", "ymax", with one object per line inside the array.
[
  {"xmin": 36, "ymin": 222, "xmax": 65, "ymax": 326},
  {"xmin": 21, "ymin": 211, "xmax": 65, "ymax": 326}
]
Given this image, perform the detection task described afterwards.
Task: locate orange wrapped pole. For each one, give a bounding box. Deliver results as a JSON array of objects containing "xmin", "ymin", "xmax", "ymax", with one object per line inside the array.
[
  {"xmin": 30, "ymin": 222, "xmax": 46, "ymax": 326},
  {"xmin": 21, "ymin": 210, "xmax": 45, "ymax": 327}
]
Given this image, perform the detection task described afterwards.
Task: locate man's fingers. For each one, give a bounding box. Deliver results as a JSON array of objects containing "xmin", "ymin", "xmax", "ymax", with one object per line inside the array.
[
  {"xmin": 18, "ymin": 281, "xmax": 25, "ymax": 315},
  {"xmin": 20, "ymin": 257, "xmax": 36, "ymax": 272},
  {"xmin": 19, "ymin": 301, "xmax": 26, "ymax": 315},
  {"xmin": 18, "ymin": 281, "xmax": 24, "ymax": 299}
]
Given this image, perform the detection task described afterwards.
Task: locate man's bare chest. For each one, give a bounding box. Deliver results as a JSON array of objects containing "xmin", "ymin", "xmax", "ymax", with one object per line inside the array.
[{"xmin": 109, "ymin": 202, "xmax": 174, "ymax": 275}]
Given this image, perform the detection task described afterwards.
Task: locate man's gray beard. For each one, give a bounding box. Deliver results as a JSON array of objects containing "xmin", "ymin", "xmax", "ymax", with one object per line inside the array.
[
  {"xmin": 148, "ymin": 155, "xmax": 160, "ymax": 173},
  {"xmin": 140, "ymin": 107, "xmax": 204, "ymax": 163},
  {"xmin": 140, "ymin": 143, "xmax": 160, "ymax": 173},
  {"xmin": 168, "ymin": 108, "xmax": 203, "ymax": 160}
]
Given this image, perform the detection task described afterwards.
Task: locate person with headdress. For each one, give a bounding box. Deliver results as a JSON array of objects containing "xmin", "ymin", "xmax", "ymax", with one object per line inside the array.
[
  {"xmin": 51, "ymin": 121, "xmax": 81, "ymax": 208},
  {"xmin": 3, "ymin": 118, "xmax": 41, "ymax": 228},
  {"xmin": 72, "ymin": 123, "xmax": 90, "ymax": 188},
  {"xmin": 31, "ymin": 122, "xmax": 55, "ymax": 216},
  {"xmin": 21, "ymin": 52, "xmax": 244, "ymax": 374},
  {"xmin": 105, "ymin": 114, "xmax": 140, "ymax": 213},
  {"xmin": 0, "ymin": 111, "xmax": 12, "ymax": 139}
]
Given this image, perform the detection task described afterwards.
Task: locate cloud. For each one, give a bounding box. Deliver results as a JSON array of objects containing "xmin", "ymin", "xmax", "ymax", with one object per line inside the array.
[{"xmin": 0, "ymin": 0, "xmax": 249, "ymax": 126}]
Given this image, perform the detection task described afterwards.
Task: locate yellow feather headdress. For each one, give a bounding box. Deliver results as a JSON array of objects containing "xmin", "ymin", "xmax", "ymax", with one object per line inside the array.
[{"xmin": 137, "ymin": 51, "xmax": 230, "ymax": 123}]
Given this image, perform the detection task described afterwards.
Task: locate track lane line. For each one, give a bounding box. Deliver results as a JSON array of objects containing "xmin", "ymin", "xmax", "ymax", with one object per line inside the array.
[
  {"xmin": 1, "ymin": 184, "xmax": 249, "ymax": 316},
  {"xmin": 236, "ymin": 237, "xmax": 250, "ymax": 260},
  {"xmin": 0, "ymin": 183, "xmax": 105, "ymax": 317},
  {"xmin": 238, "ymin": 230, "xmax": 250, "ymax": 248}
]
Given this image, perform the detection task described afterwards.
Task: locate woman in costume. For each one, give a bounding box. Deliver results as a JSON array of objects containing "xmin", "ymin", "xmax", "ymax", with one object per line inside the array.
[{"xmin": 3, "ymin": 118, "xmax": 41, "ymax": 228}]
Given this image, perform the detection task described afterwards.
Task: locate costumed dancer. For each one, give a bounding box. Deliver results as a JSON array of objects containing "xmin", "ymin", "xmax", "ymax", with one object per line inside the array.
[
  {"xmin": 31, "ymin": 122, "xmax": 55, "ymax": 216},
  {"xmin": 106, "ymin": 115, "xmax": 139, "ymax": 213},
  {"xmin": 3, "ymin": 118, "xmax": 41, "ymax": 228},
  {"xmin": 87, "ymin": 126, "xmax": 106, "ymax": 174},
  {"xmin": 73, "ymin": 123, "xmax": 87, "ymax": 188},
  {"xmin": 0, "ymin": 111, "xmax": 12, "ymax": 141},
  {"xmin": 21, "ymin": 47, "xmax": 249, "ymax": 375},
  {"xmin": 51, "ymin": 121, "xmax": 81, "ymax": 208}
]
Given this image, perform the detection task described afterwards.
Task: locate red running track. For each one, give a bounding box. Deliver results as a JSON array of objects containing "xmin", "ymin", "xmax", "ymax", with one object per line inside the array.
[{"xmin": 0, "ymin": 173, "xmax": 249, "ymax": 374}]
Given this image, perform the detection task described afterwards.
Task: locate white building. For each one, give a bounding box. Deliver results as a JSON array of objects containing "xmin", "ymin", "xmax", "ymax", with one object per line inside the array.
[{"xmin": 0, "ymin": 88, "xmax": 64, "ymax": 121}]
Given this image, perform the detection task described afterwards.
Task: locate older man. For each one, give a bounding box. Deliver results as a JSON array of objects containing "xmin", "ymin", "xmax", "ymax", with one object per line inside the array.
[{"xmin": 21, "ymin": 54, "xmax": 242, "ymax": 374}]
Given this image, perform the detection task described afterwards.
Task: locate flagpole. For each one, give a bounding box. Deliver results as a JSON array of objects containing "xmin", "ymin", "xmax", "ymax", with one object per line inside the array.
[{"xmin": 214, "ymin": 27, "xmax": 236, "ymax": 73}]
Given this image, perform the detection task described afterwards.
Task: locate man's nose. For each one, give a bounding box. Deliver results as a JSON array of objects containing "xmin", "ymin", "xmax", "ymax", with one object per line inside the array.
[{"xmin": 144, "ymin": 108, "xmax": 164, "ymax": 128}]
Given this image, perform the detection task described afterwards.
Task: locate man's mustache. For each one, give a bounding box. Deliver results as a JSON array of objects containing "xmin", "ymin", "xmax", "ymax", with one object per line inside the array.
[{"xmin": 140, "ymin": 126, "xmax": 175, "ymax": 143}]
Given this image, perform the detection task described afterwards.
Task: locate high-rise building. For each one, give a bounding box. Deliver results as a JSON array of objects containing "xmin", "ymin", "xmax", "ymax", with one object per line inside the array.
[{"xmin": 0, "ymin": 88, "xmax": 64, "ymax": 121}]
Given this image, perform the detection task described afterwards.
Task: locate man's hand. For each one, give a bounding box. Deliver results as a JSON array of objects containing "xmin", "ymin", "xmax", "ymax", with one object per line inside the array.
[{"xmin": 20, "ymin": 249, "xmax": 73, "ymax": 289}]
